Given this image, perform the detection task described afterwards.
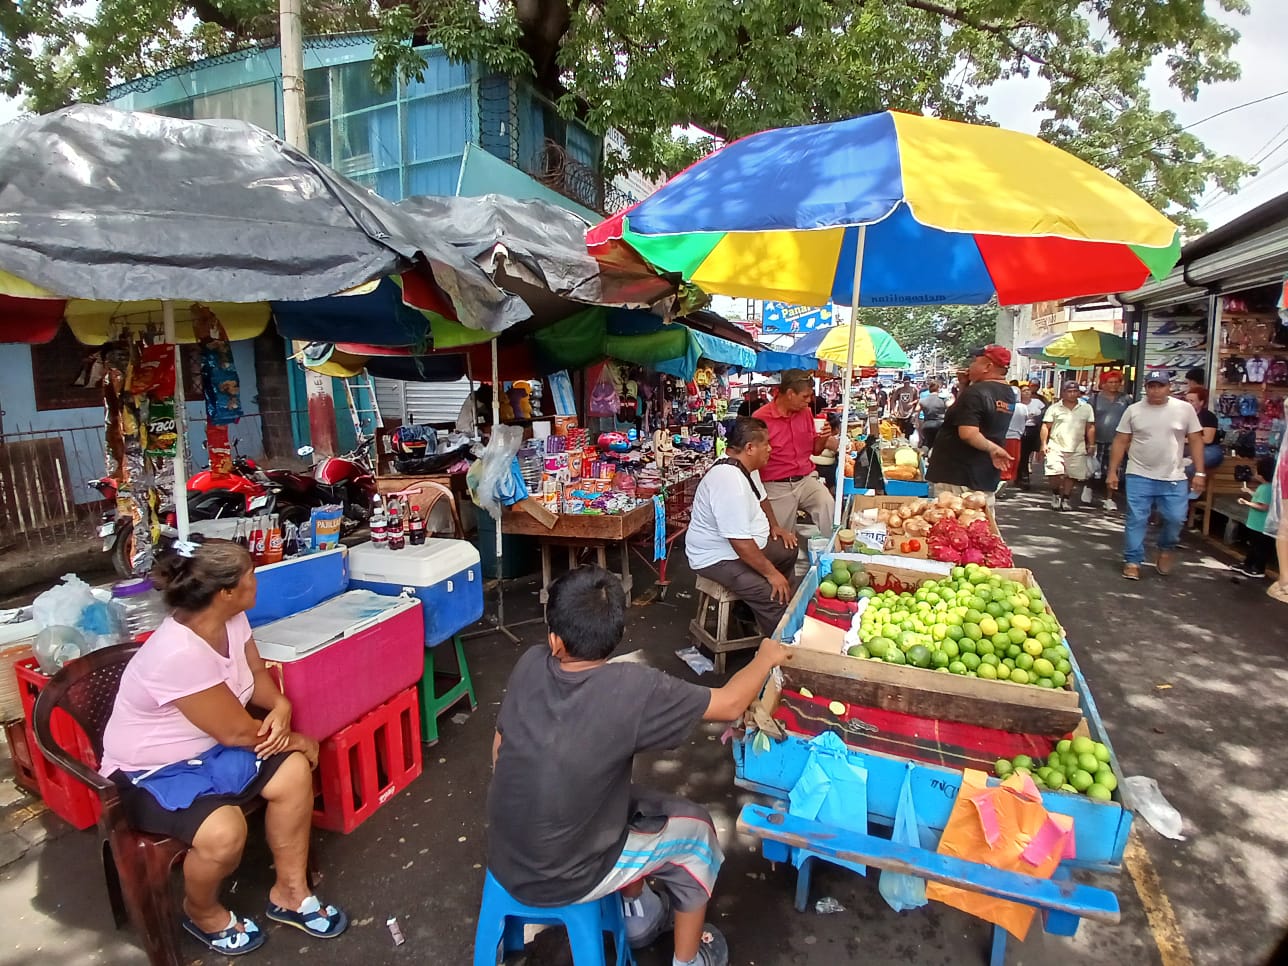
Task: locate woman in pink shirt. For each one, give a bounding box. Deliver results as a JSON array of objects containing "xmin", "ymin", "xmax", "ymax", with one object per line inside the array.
[{"xmin": 100, "ymin": 538, "xmax": 347, "ymax": 955}]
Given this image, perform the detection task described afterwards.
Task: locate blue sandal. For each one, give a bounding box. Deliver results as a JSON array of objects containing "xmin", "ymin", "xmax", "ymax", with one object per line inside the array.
[
  {"xmin": 182, "ymin": 911, "xmax": 266, "ymax": 956},
  {"xmin": 265, "ymin": 895, "xmax": 349, "ymax": 939}
]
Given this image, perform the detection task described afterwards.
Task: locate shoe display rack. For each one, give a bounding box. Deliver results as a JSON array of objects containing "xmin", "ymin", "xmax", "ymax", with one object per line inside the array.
[
  {"xmin": 1215, "ymin": 291, "xmax": 1288, "ymax": 459},
  {"xmin": 1143, "ymin": 305, "xmax": 1208, "ymax": 393}
]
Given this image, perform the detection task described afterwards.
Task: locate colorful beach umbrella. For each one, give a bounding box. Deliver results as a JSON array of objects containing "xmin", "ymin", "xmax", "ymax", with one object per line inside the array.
[
  {"xmin": 589, "ymin": 110, "xmax": 1181, "ymax": 529},
  {"xmin": 1038, "ymin": 329, "xmax": 1127, "ymax": 367},
  {"xmin": 811, "ymin": 324, "xmax": 909, "ymax": 369}
]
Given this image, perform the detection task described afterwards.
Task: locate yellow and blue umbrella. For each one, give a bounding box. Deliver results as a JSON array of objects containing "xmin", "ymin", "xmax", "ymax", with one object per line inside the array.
[
  {"xmin": 790, "ymin": 323, "xmax": 910, "ymax": 369},
  {"xmin": 1040, "ymin": 329, "xmax": 1127, "ymax": 367},
  {"xmin": 588, "ymin": 111, "xmax": 1180, "ymax": 307},
  {"xmin": 589, "ymin": 110, "xmax": 1180, "ymax": 529}
]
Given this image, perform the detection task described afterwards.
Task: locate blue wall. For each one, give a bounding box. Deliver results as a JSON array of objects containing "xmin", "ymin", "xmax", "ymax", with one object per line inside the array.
[{"xmin": 0, "ymin": 340, "xmax": 263, "ymax": 504}]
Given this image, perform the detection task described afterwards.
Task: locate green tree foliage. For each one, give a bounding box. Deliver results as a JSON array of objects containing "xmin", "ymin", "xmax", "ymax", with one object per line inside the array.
[
  {"xmin": 857, "ymin": 303, "xmax": 1000, "ymax": 369},
  {"xmin": 1, "ymin": 0, "xmax": 1255, "ymax": 230}
]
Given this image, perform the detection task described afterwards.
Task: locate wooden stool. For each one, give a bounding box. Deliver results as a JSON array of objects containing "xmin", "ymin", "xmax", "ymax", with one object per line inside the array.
[{"xmin": 689, "ymin": 576, "xmax": 761, "ymax": 674}]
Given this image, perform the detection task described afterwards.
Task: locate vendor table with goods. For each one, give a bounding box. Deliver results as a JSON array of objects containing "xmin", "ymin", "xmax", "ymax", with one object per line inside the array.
[
  {"xmin": 732, "ymin": 544, "xmax": 1127, "ymax": 965},
  {"xmin": 503, "ymin": 421, "xmax": 715, "ymax": 604}
]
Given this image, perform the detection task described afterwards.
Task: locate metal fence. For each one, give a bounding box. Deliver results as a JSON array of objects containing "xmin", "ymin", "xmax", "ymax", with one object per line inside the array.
[{"xmin": 0, "ymin": 421, "xmax": 108, "ymax": 552}]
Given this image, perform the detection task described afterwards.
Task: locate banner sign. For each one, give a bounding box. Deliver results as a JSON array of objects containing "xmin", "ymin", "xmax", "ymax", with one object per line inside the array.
[{"xmin": 761, "ymin": 301, "xmax": 834, "ymax": 333}]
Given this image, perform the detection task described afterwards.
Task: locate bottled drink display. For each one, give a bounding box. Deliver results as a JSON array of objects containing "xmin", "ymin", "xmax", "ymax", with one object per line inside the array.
[{"xmin": 408, "ymin": 505, "xmax": 426, "ymax": 546}]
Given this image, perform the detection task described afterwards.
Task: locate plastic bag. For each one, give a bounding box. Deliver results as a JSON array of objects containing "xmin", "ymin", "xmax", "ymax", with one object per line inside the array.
[
  {"xmin": 32, "ymin": 574, "xmax": 124, "ymax": 659},
  {"xmin": 879, "ymin": 761, "xmax": 928, "ymax": 911},
  {"xmin": 1122, "ymin": 776, "xmax": 1185, "ymax": 840},
  {"xmin": 788, "ymin": 731, "xmax": 869, "ymax": 877},
  {"xmin": 34, "ymin": 574, "xmax": 100, "ymax": 632},
  {"xmin": 309, "ymin": 505, "xmax": 344, "ymax": 551},
  {"xmin": 1085, "ymin": 451, "xmax": 1102, "ymax": 478},
  {"xmin": 471, "ymin": 425, "xmax": 526, "ymax": 519},
  {"xmin": 588, "ymin": 364, "xmax": 621, "ymax": 418}
]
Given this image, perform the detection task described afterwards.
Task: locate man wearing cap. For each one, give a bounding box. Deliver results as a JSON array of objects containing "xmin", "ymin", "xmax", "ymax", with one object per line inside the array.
[
  {"xmin": 753, "ymin": 370, "xmax": 835, "ymax": 533},
  {"xmin": 1107, "ymin": 370, "xmax": 1206, "ymax": 579},
  {"xmin": 889, "ymin": 376, "xmax": 919, "ymax": 438},
  {"xmin": 1040, "ymin": 381, "xmax": 1096, "ymax": 511},
  {"xmin": 1090, "ymin": 370, "xmax": 1130, "ymax": 511},
  {"xmin": 926, "ymin": 345, "xmax": 1016, "ymax": 504}
]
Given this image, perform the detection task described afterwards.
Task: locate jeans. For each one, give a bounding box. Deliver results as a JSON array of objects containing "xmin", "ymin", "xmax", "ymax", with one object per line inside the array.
[{"xmin": 1122, "ymin": 474, "xmax": 1190, "ymax": 564}]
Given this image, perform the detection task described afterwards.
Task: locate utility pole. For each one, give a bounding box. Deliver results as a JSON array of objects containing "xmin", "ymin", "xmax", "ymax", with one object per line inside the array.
[{"xmin": 280, "ymin": 0, "xmax": 339, "ymax": 457}]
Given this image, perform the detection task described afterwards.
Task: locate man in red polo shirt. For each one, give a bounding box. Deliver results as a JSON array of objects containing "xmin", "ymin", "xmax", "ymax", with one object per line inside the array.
[{"xmin": 753, "ymin": 369, "xmax": 835, "ymax": 532}]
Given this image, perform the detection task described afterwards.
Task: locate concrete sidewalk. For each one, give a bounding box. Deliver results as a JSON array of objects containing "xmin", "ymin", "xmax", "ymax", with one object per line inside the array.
[{"xmin": 0, "ymin": 491, "xmax": 1284, "ymax": 965}]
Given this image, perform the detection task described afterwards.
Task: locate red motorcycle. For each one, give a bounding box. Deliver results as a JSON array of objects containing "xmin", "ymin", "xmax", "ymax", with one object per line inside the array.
[
  {"xmin": 90, "ymin": 449, "xmax": 278, "ymax": 576},
  {"xmin": 265, "ymin": 437, "xmax": 377, "ymax": 525}
]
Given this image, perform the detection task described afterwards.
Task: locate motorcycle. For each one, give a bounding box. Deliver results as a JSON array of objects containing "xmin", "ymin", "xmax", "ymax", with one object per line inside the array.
[
  {"xmin": 90, "ymin": 443, "xmax": 279, "ymax": 577},
  {"xmin": 266, "ymin": 437, "xmax": 377, "ymax": 525}
]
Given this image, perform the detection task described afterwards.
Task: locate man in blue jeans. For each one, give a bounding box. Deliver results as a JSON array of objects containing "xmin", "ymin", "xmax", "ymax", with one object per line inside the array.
[{"xmin": 1106, "ymin": 370, "xmax": 1206, "ymax": 579}]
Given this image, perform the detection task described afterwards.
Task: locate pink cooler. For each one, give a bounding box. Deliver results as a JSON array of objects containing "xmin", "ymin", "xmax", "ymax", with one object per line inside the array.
[{"xmin": 254, "ymin": 590, "xmax": 424, "ymax": 741}]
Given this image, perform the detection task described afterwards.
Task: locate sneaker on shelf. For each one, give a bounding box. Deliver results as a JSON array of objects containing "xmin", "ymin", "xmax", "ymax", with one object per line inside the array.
[{"xmin": 1151, "ymin": 321, "xmax": 1179, "ymax": 335}]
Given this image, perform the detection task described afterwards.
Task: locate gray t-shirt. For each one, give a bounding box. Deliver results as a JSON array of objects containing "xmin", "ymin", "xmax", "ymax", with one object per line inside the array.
[
  {"xmin": 1092, "ymin": 391, "xmax": 1130, "ymax": 443},
  {"xmin": 1117, "ymin": 397, "xmax": 1202, "ymax": 481},
  {"xmin": 486, "ymin": 647, "xmax": 710, "ymax": 906}
]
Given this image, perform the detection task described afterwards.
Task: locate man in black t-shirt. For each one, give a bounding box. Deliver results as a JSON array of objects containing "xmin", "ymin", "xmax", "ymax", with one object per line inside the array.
[
  {"xmin": 926, "ymin": 344, "xmax": 1016, "ymax": 498},
  {"xmin": 486, "ymin": 566, "xmax": 793, "ymax": 966}
]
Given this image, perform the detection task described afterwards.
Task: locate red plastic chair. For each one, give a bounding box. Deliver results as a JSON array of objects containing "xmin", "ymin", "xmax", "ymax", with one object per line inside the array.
[{"xmin": 31, "ymin": 643, "xmax": 279, "ymax": 966}]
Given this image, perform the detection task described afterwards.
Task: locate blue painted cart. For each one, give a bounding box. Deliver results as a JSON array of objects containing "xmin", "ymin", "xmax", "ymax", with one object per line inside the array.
[{"xmin": 733, "ymin": 555, "xmax": 1131, "ymax": 964}]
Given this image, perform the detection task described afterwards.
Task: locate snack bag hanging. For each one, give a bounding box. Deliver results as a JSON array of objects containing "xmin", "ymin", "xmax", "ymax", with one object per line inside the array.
[
  {"xmin": 195, "ymin": 307, "xmax": 242, "ymax": 425},
  {"xmin": 925, "ymin": 768, "xmax": 1074, "ymax": 940},
  {"xmin": 143, "ymin": 399, "xmax": 179, "ymax": 459},
  {"xmin": 129, "ymin": 343, "xmax": 177, "ymax": 400}
]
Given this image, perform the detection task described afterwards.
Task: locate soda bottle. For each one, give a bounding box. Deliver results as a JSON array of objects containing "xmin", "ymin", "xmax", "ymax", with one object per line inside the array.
[
  {"xmin": 371, "ymin": 507, "xmax": 388, "ymax": 550},
  {"xmin": 388, "ymin": 506, "xmax": 405, "ymax": 551},
  {"xmin": 248, "ymin": 516, "xmax": 265, "ymax": 564},
  {"xmin": 232, "ymin": 519, "xmax": 248, "ymax": 549},
  {"xmin": 283, "ymin": 522, "xmax": 299, "ymax": 558},
  {"xmin": 408, "ymin": 505, "xmax": 426, "ymax": 546},
  {"xmin": 264, "ymin": 514, "xmax": 284, "ymax": 564}
]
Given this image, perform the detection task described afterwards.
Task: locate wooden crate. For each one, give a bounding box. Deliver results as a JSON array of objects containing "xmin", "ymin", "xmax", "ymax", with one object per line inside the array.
[{"xmin": 785, "ymin": 561, "xmax": 1080, "ymax": 737}]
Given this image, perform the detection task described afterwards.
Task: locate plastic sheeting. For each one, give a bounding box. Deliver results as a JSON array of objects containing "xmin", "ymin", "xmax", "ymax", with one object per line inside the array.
[
  {"xmin": 398, "ymin": 194, "xmax": 678, "ymax": 311},
  {"xmin": 0, "ymin": 105, "xmax": 526, "ymax": 332}
]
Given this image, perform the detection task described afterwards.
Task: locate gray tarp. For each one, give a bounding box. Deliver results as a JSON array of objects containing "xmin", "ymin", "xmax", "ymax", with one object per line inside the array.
[
  {"xmin": 0, "ymin": 105, "xmax": 527, "ymax": 332},
  {"xmin": 397, "ymin": 193, "xmax": 679, "ymax": 313}
]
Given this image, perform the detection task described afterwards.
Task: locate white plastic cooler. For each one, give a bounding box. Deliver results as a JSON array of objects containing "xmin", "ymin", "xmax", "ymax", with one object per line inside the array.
[
  {"xmin": 347, "ymin": 539, "xmax": 483, "ymax": 645},
  {"xmin": 254, "ymin": 589, "xmax": 424, "ymax": 740}
]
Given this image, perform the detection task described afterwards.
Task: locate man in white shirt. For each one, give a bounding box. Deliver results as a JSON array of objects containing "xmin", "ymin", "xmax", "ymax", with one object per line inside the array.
[
  {"xmin": 686, "ymin": 417, "xmax": 799, "ymax": 636},
  {"xmin": 1107, "ymin": 370, "xmax": 1206, "ymax": 580},
  {"xmin": 1040, "ymin": 381, "xmax": 1096, "ymax": 511}
]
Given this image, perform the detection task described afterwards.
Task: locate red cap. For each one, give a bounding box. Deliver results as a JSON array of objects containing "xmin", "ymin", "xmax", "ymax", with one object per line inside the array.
[{"xmin": 969, "ymin": 344, "xmax": 1012, "ymax": 369}]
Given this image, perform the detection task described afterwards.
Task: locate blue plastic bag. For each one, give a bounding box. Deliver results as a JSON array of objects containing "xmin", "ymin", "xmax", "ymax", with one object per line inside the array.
[
  {"xmin": 787, "ymin": 731, "xmax": 868, "ymax": 877},
  {"xmin": 879, "ymin": 761, "xmax": 928, "ymax": 911}
]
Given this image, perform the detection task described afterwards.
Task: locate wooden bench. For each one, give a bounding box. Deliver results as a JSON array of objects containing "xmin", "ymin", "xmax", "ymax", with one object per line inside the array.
[
  {"xmin": 689, "ymin": 576, "xmax": 761, "ymax": 674},
  {"xmin": 1187, "ymin": 456, "xmax": 1257, "ymax": 536},
  {"xmin": 739, "ymin": 803, "xmax": 1120, "ymax": 966}
]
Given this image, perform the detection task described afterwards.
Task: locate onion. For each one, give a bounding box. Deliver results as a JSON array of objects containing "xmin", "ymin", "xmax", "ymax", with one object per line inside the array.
[
  {"xmin": 963, "ymin": 492, "xmax": 989, "ymax": 511},
  {"xmin": 936, "ymin": 492, "xmax": 957, "ymax": 507}
]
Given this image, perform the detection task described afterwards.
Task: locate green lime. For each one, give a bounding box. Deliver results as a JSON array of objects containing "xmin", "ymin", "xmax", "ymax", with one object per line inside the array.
[
  {"xmin": 1045, "ymin": 770, "xmax": 1065, "ymax": 789},
  {"xmin": 1093, "ymin": 742, "xmax": 1111, "ymax": 763},
  {"xmin": 1077, "ymin": 753, "xmax": 1100, "ymax": 773},
  {"xmin": 1086, "ymin": 783, "xmax": 1113, "ymax": 802},
  {"xmin": 1070, "ymin": 769, "xmax": 1095, "ymax": 792},
  {"xmin": 1008, "ymin": 627, "xmax": 1028, "ymax": 645},
  {"xmin": 1095, "ymin": 769, "xmax": 1118, "ymax": 792},
  {"xmin": 886, "ymin": 648, "xmax": 907, "ymax": 665},
  {"xmin": 1016, "ymin": 653, "xmax": 1034, "ymax": 671},
  {"xmin": 1056, "ymin": 739, "xmax": 1072, "ymax": 754},
  {"xmin": 907, "ymin": 645, "xmax": 933, "ymax": 669},
  {"xmin": 994, "ymin": 758, "xmax": 1014, "ymax": 777},
  {"xmin": 959, "ymin": 638, "xmax": 977, "ymax": 655},
  {"xmin": 995, "ymin": 663, "xmax": 1011, "ymax": 679},
  {"xmin": 1032, "ymin": 658, "xmax": 1055, "ymax": 678},
  {"xmin": 1012, "ymin": 755, "xmax": 1034, "ymax": 770},
  {"xmin": 931, "ymin": 650, "xmax": 950, "ymax": 669},
  {"xmin": 978, "ymin": 663, "xmax": 998, "ymax": 680},
  {"xmin": 942, "ymin": 640, "xmax": 960, "ymax": 658},
  {"xmin": 961, "ymin": 652, "xmax": 981, "ymax": 670},
  {"xmin": 948, "ymin": 660, "xmax": 968, "ymax": 675},
  {"xmin": 1050, "ymin": 670, "xmax": 1067, "ymax": 688},
  {"xmin": 980, "ymin": 653, "xmax": 999, "ymax": 667},
  {"xmin": 963, "ymin": 623, "xmax": 983, "ymax": 641},
  {"xmin": 1055, "ymin": 658, "xmax": 1071, "ymax": 674},
  {"xmin": 847, "ymin": 644, "xmax": 869, "ymax": 658},
  {"xmin": 976, "ymin": 639, "xmax": 995, "ymax": 657},
  {"xmin": 1036, "ymin": 677, "xmax": 1054, "ymax": 689},
  {"xmin": 1009, "ymin": 668, "xmax": 1030, "ymax": 685}
]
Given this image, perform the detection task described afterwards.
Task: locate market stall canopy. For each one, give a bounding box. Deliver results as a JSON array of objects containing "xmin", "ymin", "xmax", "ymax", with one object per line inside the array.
[
  {"xmin": 1016, "ymin": 333, "xmax": 1063, "ymax": 358},
  {"xmin": 750, "ymin": 349, "xmax": 822, "ymax": 373},
  {"xmin": 304, "ymin": 307, "xmax": 755, "ymax": 382},
  {"xmin": 791, "ymin": 324, "xmax": 910, "ymax": 369},
  {"xmin": 0, "ymin": 105, "xmax": 525, "ymax": 333},
  {"xmin": 397, "ymin": 194, "xmax": 680, "ymax": 313},
  {"xmin": 587, "ymin": 111, "xmax": 1181, "ymax": 307}
]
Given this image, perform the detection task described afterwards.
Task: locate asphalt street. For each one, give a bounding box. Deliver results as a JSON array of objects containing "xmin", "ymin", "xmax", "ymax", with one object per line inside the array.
[{"xmin": 0, "ymin": 487, "xmax": 1285, "ymax": 966}]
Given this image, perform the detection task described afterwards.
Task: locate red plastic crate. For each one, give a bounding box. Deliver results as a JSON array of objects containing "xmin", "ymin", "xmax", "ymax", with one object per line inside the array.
[
  {"xmin": 15, "ymin": 658, "xmax": 101, "ymax": 830},
  {"xmin": 312, "ymin": 686, "xmax": 422, "ymax": 834},
  {"xmin": 3, "ymin": 717, "xmax": 40, "ymax": 795}
]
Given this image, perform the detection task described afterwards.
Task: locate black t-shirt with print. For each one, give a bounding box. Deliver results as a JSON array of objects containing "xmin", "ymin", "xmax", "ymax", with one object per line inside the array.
[{"xmin": 927, "ymin": 380, "xmax": 1015, "ymax": 490}]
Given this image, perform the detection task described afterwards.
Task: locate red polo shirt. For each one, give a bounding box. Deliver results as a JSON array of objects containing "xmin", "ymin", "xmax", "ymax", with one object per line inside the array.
[{"xmin": 753, "ymin": 401, "xmax": 816, "ymax": 481}]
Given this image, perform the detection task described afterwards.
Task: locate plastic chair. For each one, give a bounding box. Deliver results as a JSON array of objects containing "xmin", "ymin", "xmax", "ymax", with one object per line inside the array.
[
  {"xmin": 473, "ymin": 869, "xmax": 634, "ymax": 966},
  {"xmin": 30, "ymin": 643, "xmax": 281, "ymax": 966}
]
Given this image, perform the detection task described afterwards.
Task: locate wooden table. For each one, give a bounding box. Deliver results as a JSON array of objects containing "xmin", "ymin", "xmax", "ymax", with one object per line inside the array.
[{"xmin": 501, "ymin": 501, "xmax": 655, "ymax": 605}]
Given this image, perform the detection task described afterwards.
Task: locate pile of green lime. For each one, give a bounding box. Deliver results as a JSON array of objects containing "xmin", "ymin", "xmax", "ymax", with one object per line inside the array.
[
  {"xmin": 844, "ymin": 564, "xmax": 1070, "ymax": 687},
  {"xmin": 817, "ymin": 558, "xmax": 873, "ymax": 603},
  {"xmin": 993, "ymin": 736, "xmax": 1117, "ymax": 801}
]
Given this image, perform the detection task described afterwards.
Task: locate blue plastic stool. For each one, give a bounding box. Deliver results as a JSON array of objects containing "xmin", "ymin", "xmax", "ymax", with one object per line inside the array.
[{"xmin": 473, "ymin": 870, "xmax": 634, "ymax": 966}]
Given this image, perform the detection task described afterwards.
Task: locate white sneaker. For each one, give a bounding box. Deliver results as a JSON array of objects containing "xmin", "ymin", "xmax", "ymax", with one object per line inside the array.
[
  {"xmin": 1050, "ymin": 494, "xmax": 1061, "ymax": 510},
  {"xmin": 1102, "ymin": 499, "xmax": 1115, "ymax": 512},
  {"xmin": 1059, "ymin": 497, "xmax": 1070, "ymax": 512}
]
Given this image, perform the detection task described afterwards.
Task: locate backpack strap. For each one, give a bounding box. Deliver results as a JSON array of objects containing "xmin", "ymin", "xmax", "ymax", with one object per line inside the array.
[{"xmin": 714, "ymin": 457, "xmax": 765, "ymax": 501}]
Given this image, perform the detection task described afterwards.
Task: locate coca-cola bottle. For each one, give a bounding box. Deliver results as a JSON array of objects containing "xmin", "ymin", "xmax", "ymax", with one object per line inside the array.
[
  {"xmin": 388, "ymin": 507, "xmax": 405, "ymax": 550},
  {"xmin": 232, "ymin": 520, "xmax": 248, "ymax": 549},
  {"xmin": 408, "ymin": 505, "xmax": 426, "ymax": 546}
]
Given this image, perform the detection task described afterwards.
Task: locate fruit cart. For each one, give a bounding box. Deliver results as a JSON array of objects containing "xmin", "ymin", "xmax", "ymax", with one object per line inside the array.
[{"xmin": 733, "ymin": 554, "xmax": 1130, "ymax": 965}]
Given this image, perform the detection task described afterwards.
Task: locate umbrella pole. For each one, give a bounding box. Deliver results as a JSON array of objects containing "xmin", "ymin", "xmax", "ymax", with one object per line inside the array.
[
  {"xmin": 490, "ymin": 339, "xmax": 521, "ymax": 643},
  {"xmin": 833, "ymin": 225, "xmax": 867, "ymax": 532},
  {"xmin": 163, "ymin": 300, "xmax": 191, "ymax": 541}
]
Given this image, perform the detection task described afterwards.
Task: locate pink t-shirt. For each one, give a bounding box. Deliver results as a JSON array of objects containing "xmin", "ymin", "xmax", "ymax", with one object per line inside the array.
[{"xmin": 99, "ymin": 613, "xmax": 256, "ymax": 776}]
